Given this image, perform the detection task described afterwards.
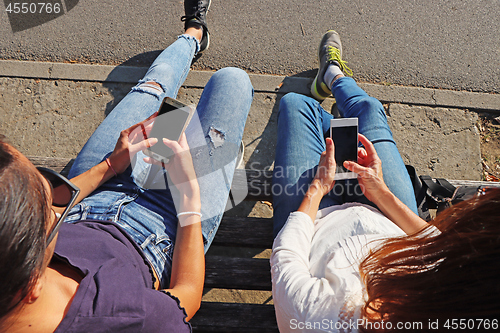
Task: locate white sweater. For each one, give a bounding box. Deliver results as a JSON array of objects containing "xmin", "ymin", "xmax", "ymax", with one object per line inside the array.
[{"xmin": 271, "ymin": 203, "xmax": 406, "ymax": 333}]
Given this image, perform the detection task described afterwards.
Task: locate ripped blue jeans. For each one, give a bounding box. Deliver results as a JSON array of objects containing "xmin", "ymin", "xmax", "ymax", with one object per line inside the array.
[{"xmin": 65, "ymin": 35, "xmax": 254, "ymax": 288}]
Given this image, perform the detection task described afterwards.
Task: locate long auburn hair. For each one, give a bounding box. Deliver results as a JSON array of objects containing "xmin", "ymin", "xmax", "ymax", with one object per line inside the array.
[{"xmin": 359, "ymin": 188, "xmax": 500, "ymax": 332}]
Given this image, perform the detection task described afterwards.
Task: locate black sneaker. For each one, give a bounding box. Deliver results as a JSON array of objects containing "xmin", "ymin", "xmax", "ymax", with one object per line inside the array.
[
  {"xmin": 181, "ymin": 0, "xmax": 211, "ymax": 52},
  {"xmin": 311, "ymin": 30, "xmax": 353, "ymax": 101}
]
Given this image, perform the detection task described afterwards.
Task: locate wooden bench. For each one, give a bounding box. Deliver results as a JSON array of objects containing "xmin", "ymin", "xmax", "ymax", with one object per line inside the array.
[{"xmin": 29, "ymin": 156, "xmax": 500, "ymax": 332}]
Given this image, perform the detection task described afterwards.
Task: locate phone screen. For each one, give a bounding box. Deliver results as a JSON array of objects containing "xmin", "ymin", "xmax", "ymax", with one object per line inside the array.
[
  {"xmin": 330, "ymin": 118, "xmax": 358, "ymax": 180},
  {"xmin": 146, "ymin": 99, "xmax": 191, "ymax": 161}
]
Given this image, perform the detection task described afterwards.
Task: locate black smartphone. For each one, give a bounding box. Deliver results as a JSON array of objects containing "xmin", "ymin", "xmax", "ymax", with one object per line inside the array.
[
  {"xmin": 144, "ymin": 97, "xmax": 195, "ymax": 163},
  {"xmin": 330, "ymin": 118, "xmax": 358, "ymax": 180}
]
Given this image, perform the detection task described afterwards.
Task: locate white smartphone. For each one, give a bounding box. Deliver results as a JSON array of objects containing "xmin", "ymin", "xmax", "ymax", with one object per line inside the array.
[
  {"xmin": 330, "ymin": 118, "xmax": 358, "ymax": 180},
  {"xmin": 143, "ymin": 97, "xmax": 195, "ymax": 163}
]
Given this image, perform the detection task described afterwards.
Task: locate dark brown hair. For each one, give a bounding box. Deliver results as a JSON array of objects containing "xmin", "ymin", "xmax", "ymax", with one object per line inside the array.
[
  {"xmin": 0, "ymin": 135, "xmax": 49, "ymax": 319},
  {"xmin": 359, "ymin": 188, "xmax": 500, "ymax": 332}
]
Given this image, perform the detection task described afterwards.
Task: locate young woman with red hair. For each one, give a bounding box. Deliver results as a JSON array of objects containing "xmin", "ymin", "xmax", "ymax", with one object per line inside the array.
[{"xmin": 271, "ymin": 30, "xmax": 499, "ymax": 333}]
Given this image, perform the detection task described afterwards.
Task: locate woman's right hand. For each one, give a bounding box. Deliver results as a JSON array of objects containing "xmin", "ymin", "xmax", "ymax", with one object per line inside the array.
[
  {"xmin": 343, "ymin": 134, "xmax": 389, "ymax": 204},
  {"xmin": 313, "ymin": 137, "xmax": 337, "ymax": 197},
  {"xmin": 108, "ymin": 112, "xmax": 159, "ymax": 174}
]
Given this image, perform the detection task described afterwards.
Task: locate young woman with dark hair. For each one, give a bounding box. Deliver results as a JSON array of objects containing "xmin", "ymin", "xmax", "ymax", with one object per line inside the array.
[
  {"xmin": 0, "ymin": 1, "xmax": 253, "ymax": 331},
  {"xmin": 271, "ymin": 30, "xmax": 499, "ymax": 332},
  {"xmin": 0, "ymin": 139, "xmax": 50, "ymax": 320}
]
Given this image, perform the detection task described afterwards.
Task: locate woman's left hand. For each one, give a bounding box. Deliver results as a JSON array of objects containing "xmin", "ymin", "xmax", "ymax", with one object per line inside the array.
[
  {"xmin": 107, "ymin": 113, "xmax": 159, "ymax": 174},
  {"xmin": 143, "ymin": 133, "xmax": 200, "ymax": 197}
]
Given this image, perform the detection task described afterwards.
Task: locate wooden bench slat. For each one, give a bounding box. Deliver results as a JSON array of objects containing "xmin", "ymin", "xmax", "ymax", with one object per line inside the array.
[
  {"xmin": 448, "ymin": 179, "xmax": 500, "ymax": 187},
  {"xmin": 191, "ymin": 302, "xmax": 278, "ymax": 332},
  {"xmin": 213, "ymin": 216, "xmax": 274, "ymax": 248},
  {"xmin": 233, "ymin": 169, "xmax": 273, "ymax": 201},
  {"xmin": 205, "ymin": 256, "xmax": 271, "ymax": 291},
  {"xmin": 28, "ymin": 156, "xmax": 74, "ymax": 175}
]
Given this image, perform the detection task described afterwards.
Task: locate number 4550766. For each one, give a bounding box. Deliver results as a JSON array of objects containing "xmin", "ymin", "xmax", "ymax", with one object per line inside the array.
[
  {"xmin": 443, "ymin": 319, "xmax": 498, "ymax": 330},
  {"xmin": 5, "ymin": 2, "xmax": 61, "ymax": 14}
]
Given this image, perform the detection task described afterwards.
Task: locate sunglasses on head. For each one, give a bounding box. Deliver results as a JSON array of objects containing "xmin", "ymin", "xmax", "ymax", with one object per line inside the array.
[{"xmin": 37, "ymin": 167, "xmax": 80, "ymax": 245}]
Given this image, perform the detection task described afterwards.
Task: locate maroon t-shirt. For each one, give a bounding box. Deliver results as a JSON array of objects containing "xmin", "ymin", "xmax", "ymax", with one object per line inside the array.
[{"xmin": 53, "ymin": 220, "xmax": 191, "ymax": 332}]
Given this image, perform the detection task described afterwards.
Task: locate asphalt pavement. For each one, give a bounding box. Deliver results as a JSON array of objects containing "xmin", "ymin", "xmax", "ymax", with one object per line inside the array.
[{"xmin": 1, "ymin": 0, "xmax": 499, "ymax": 92}]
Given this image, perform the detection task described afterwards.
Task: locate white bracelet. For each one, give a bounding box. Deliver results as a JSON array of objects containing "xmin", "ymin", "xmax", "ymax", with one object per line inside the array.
[{"xmin": 177, "ymin": 211, "xmax": 202, "ymax": 218}]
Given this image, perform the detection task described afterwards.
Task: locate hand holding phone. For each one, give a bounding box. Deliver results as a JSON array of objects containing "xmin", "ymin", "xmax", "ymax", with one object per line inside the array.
[
  {"xmin": 144, "ymin": 97, "xmax": 195, "ymax": 163},
  {"xmin": 107, "ymin": 113, "xmax": 159, "ymax": 175},
  {"xmin": 313, "ymin": 137, "xmax": 337, "ymax": 196},
  {"xmin": 161, "ymin": 133, "xmax": 200, "ymax": 197},
  {"xmin": 343, "ymin": 133, "xmax": 388, "ymax": 203},
  {"xmin": 330, "ymin": 118, "xmax": 358, "ymax": 180}
]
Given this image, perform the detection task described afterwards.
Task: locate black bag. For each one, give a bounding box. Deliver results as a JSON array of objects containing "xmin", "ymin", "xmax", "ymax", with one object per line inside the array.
[{"xmin": 406, "ymin": 165, "xmax": 487, "ymax": 221}]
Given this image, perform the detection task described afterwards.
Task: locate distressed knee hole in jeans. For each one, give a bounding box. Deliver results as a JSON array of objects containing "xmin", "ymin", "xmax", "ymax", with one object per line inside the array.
[
  {"xmin": 208, "ymin": 126, "xmax": 225, "ymax": 154},
  {"xmin": 132, "ymin": 80, "xmax": 165, "ymax": 99}
]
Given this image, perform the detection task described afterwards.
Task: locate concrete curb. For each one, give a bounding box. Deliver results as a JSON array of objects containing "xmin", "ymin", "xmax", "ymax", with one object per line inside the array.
[{"xmin": 1, "ymin": 59, "xmax": 498, "ymax": 112}]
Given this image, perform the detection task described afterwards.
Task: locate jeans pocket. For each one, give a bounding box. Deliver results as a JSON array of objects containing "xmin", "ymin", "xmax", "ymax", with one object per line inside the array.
[
  {"xmin": 139, "ymin": 233, "xmax": 174, "ymax": 288},
  {"xmin": 63, "ymin": 202, "xmax": 89, "ymax": 223},
  {"xmin": 141, "ymin": 234, "xmax": 173, "ymax": 261},
  {"xmin": 156, "ymin": 235, "xmax": 174, "ymax": 263}
]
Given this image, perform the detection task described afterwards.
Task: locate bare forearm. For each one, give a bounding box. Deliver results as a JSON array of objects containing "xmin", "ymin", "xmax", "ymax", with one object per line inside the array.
[
  {"xmin": 374, "ymin": 187, "xmax": 429, "ymax": 234},
  {"xmin": 166, "ymin": 193, "xmax": 204, "ymax": 321},
  {"xmin": 297, "ymin": 180, "xmax": 324, "ymax": 223},
  {"xmin": 69, "ymin": 160, "xmax": 116, "ymax": 204}
]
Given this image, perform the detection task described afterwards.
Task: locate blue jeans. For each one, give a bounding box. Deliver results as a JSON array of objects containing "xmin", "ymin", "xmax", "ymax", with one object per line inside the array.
[
  {"xmin": 65, "ymin": 35, "xmax": 254, "ymax": 288},
  {"xmin": 272, "ymin": 77, "xmax": 417, "ymax": 236}
]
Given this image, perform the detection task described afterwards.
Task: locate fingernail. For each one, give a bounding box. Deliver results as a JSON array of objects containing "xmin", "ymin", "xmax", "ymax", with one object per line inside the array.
[{"xmin": 147, "ymin": 139, "xmax": 155, "ymax": 148}]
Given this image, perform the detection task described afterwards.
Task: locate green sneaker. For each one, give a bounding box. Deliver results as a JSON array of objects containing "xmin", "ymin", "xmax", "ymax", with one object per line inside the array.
[{"xmin": 311, "ymin": 30, "xmax": 353, "ymax": 101}]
